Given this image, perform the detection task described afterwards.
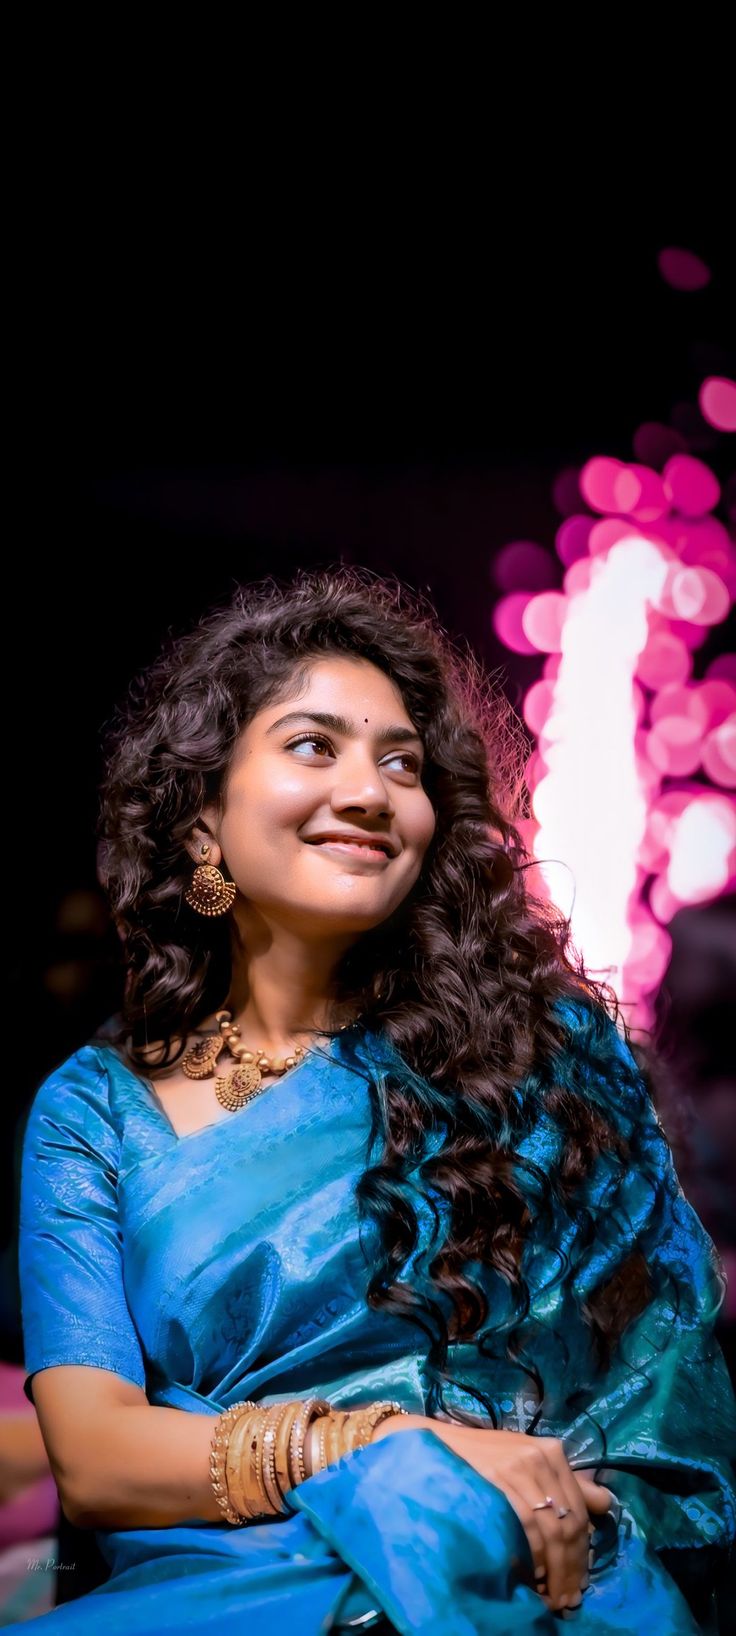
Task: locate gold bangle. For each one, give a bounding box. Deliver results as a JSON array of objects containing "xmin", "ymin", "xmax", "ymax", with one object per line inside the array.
[
  {"xmin": 226, "ymin": 1410, "xmax": 258, "ymax": 1521},
  {"xmin": 251, "ymin": 1409, "xmax": 276, "ymax": 1517},
  {"xmin": 209, "ymin": 1399, "xmax": 258, "ymax": 1526},
  {"xmin": 273, "ymin": 1401, "xmax": 300, "ymax": 1512},
  {"xmin": 315, "ymin": 1410, "xmax": 330, "ymax": 1473},
  {"xmin": 356, "ymin": 1401, "xmax": 410, "ymax": 1449},
  {"xmin": 239, "ymin": 1407, "xmax": 270, "ymax": 1518},
  {"xmin": 288, "ymin": 1397, "xmax": 331, "ymax": 1486},
  {"xmin": 262, "ymin": 1403, "xmax": 291, "ymax": 1515},
  {"xmin": 326, "ymin": 1409, "xmax": 350, "ymax": 1466},
  {"xmin": 339, "ymin": 1409, "xmax": 364, "ymax": 1455}
]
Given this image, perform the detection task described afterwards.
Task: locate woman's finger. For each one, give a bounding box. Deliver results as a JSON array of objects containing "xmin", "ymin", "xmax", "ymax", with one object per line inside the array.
[
  {"xmin": 505, "ymin": 1472, "xmax": 579, "ymax": 1611},
  {"xmin": 574, "ymin": 1474, "xmax": 615, "ymax": 1516},
  {"xmin": 532, "ymin": 1450, "xmax": 588, "ymax": 1607},
  {"xmin": 495, "ymin": 1478, "xmax": 553, "ymax": 1603}
]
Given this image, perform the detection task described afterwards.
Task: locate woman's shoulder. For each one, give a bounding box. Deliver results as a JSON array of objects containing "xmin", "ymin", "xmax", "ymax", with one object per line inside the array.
[
  {"xmin": 550, "ymin": 990, "xmax": 643, "ymax": 1081},
  {"xmin": 548, "ymin": 990, "xmax": 664, "ymax": 1148},
  {"xmin": 24, "ymin": 1023, "xmax": 120, "ymax": 1138}
]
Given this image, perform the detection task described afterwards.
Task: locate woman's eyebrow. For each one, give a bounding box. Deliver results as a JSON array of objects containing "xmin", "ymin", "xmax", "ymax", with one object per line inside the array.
[{"xmin": 265, "ymin": 710, "xmax": 424, "ymax": 748}]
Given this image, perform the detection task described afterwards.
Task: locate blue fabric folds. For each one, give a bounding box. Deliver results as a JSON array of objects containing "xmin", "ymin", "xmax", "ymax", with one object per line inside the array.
[{"xmin": 8, "ymin": 1002, "xmax": 736, "ymax": 1633}]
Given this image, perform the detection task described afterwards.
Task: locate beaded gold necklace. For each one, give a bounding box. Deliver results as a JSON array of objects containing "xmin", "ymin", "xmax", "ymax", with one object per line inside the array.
[{"xmin": 181, "ymin": 1008, "xmax": 354, "ymax": 1112}]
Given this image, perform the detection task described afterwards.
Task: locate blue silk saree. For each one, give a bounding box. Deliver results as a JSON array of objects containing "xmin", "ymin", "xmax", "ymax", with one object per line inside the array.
[{"xmin": 9, "ymin": 1001, "xmax": 736, "ymax": 1633}]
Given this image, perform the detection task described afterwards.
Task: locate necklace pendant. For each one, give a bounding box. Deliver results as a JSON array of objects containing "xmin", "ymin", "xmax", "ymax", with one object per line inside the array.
[
  {"xmin": 215, "ymin": 1063, "xmax": 263, "ymax": 1111},
  {"xmin": 182, "ymin": 1036, "xmax": 225, "ymax": 1080}
]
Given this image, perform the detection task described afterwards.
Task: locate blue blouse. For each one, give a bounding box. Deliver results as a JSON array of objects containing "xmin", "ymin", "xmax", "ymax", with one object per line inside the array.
[{"xmin": 9, "ymin": 1001, "xmax": 736, "ymax": 1633}]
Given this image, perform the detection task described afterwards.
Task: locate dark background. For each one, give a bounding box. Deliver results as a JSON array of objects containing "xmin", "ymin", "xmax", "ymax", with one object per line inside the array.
[{"xmin": 5, "ymin": 220, "xmax": 735, "ymax": 1380}]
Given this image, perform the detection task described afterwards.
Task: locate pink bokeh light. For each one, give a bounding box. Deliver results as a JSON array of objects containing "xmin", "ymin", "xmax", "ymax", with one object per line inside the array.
[
  {"xmin": 579, "ymin": 456, "xmax": 627, "ymax": 514},
  {"xmin": 699, "ymin": 679, "xmax": 736, "ymax": 728},
  {"xmin": 650, "ymin": 684, "xmax": 709, "ymax": 732},
  {"xmin": 493, "ymin": 541, "xmax": 558, "ymax": 592},
  {"xmin": 632, "ymin": 422, "xmax": 688, "ymax": 468},
  {"xmin": 636, "ymin": 630, "xmax": 692, "ymax": 689},
  {"xmin": 521, "ymin": 591, "xmax": 568, "ymax": 653},
  {"xmin": 551, "ymin": 467, "xmax": 584, "ymax": 517},
  {"xmin": 492, "ymin": 592, "xmax": 539, "ymax": 655},
  {"xmin": 707, "ymin": 654, "xmax": 736, "ymax": 684},
  {"xmin": 657, "ymin": 247, "xmax": 711, "ymax": 291},
  {"xmin": 555, "ymin": 514, "xmax": 593, "ymax": 567},
  {"xmin": 699, "ymin": 376, "xmax": 736, "ymax": 433},
  {"xmin": 490, "ymin": 292, "xmax": 734, "ymax": 1026},
  {"xmin": 701, "ymin": 720, "xmax": 736, "ymax": 788},
  {"xmin": 663, "ymin": 453, "xmax": 721, "ymax": 516}
]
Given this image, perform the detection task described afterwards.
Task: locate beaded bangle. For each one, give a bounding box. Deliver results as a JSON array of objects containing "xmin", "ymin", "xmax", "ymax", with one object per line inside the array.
[
  {"xmin": 211, "ymin": 1396, "xmax": 411, "ymax": 1525},
  {"xmin": 354, "ymin": 1401, "xmax": 410, "ymax": 1449},
  {"xmin": 252, "ymin": 1409, "xmax": 278, "ymax": 1516},
  {"xmin": 273, "ymin": 1401, "xmax": 300, "ymax": 1511},
  {"xmin": 262, "ymin": 1402, "xmax": 292, "ymax": 1515},
  {"xmin": 316, "ymin": 1410, "xmax": 330, "ymax": 1474},
  {"xmin": 288, "ymin": 1397, "xmax": 331, "ymax": 1487},
  {"xmin": 209, "ymin": 1399, "xmax": 258, "ymax": 1525}
]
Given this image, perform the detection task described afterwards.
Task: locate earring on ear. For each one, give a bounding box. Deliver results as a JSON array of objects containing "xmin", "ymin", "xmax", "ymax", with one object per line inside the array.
[{"xmin": 184, "ymin": 841, "xmax": 237, "ymax": 917}]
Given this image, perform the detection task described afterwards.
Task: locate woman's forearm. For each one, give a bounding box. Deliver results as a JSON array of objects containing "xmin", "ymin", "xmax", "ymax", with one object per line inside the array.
[
  {"xmin": 69, "ymin": 1404, "xmax": 228, "ymax": 1529},
  {"xmin": 71, "ymin": 1404, "xmax": 428, "ymax": 1531}
]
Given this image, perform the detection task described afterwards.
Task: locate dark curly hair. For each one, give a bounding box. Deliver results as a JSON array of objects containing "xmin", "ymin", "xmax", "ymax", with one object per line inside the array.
[{"xmin": 97, "ymin": 564, "xmax": 662, "ymax": 1423}]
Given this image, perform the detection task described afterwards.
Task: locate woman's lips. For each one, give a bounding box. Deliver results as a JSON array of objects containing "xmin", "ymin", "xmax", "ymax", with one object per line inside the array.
[{"xmin": 303, "ymin": 840, "xmax": 391, "ymax": 863}]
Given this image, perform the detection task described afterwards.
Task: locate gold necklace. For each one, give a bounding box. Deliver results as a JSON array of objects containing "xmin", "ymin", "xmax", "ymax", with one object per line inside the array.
[{"xmin": 181, "ymin": 1009, "xmax": 354, "ymax": 1112}]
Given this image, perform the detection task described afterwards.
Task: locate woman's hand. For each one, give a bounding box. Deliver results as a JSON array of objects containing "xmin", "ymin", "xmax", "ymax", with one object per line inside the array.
[{"xmin": 373, "ymin": 1414, "xmax": 612, "ymax": 1614}]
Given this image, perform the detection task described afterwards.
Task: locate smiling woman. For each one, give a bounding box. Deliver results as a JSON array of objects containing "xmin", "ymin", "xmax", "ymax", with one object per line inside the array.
[{"xmin": 13, "ymin": 565, "xmax": 736, "ymax": 1634}]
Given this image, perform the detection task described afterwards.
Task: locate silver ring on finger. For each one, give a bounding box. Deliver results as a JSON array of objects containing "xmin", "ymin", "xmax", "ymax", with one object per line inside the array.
[
  {"xmin": 556, "ymin": 1506, "xmax": 571, "ymax": 1519},
  {"xmin": 531, "ymin": 1495, "xmax": 557, "ymax": 1511}
]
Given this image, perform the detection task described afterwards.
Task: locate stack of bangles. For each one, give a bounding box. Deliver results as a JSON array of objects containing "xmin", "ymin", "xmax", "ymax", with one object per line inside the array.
[{"xmin": 209, "ymin": 1398, "xmax": 410, "ymax": 1524}]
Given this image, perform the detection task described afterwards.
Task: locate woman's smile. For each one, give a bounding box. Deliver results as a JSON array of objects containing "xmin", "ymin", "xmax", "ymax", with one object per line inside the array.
[{"xmin": 301, "ymin": 838, "xmax": 392, "ymax": 865}]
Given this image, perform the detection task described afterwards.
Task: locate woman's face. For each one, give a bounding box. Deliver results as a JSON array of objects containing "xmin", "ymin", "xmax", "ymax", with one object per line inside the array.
[{"xmin": 196, "ymin": 655, "xmax": 437, "ymax": 942}]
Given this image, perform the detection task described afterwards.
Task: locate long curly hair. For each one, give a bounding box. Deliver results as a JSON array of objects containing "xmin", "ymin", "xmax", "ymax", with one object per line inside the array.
[{"xmin": 97, "ymin": 564, "xmax": 662, "ymax": 1421}]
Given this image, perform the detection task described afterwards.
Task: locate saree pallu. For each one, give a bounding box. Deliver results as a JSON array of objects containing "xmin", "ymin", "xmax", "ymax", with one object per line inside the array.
[{"xmin": 9, "ymin": 1002, "xmax": 736, "ymax": 1633}]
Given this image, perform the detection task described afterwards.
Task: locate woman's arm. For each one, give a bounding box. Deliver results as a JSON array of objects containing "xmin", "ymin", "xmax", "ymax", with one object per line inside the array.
[{"xmin": 33, "ymin": 1366, "xmax": 225, "ymax": 1529}]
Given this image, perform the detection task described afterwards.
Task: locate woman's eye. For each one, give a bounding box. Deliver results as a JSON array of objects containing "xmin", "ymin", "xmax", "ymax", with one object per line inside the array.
[{"xmin": 285, "ymin": 733, "xmax": 419, "ymax": 774}]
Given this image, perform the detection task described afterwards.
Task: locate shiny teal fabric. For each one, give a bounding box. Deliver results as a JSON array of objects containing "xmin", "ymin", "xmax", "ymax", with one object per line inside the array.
[{"xmin": 10, "ymin": 1001, "xmax": 736, "ymax": 1633}]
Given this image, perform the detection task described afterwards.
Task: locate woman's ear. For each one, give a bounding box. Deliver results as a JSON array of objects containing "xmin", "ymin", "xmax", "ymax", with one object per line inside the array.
[{"xmin": 186, "ymin": 825, "xmax": 222, "ymax": 870}]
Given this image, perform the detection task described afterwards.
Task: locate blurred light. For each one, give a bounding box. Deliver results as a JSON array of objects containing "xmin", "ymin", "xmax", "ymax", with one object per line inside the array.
[
  {"xmin": 563, "ymin": 558, "xmax": 595, "ymax": 597},
  {"xmin": 650, "ymin": 684, "xmax": 709, "ymax": 732},
  {"xmin": 623, "ymin": 465, "xmax": 669, "ymax": 523},
  {"xmin": 670, "ymin": 400, "xmax": 720, "ymax": 454},
  {"xmin": 667, "ymin": 795, "xmax": 736, "ymax": 902},
  {"xmin": 555, "ymin": 514, "xmax": 593, "ymax": 567},
  {"xmin": 657, "ymin": 247, "xmax": 711, "ymax": 291},
  {"xmin": 551, "ymin": 467, "xmax": 583, "ymax": 516},
  {"xmin": 663, "ymin": 566, "xmax": 730, "ymax": 624},
  {"xmin": 699, "ymin": 679, "xmax": 736, "ymax": 728},
  {"xmin": 492, "ymin": 592, "xmax": 538, "ymax": 654},
  {"xmin": 493, "ymin": 541, "xmax": 558, "ymax": 591},
  {"xmin": 579, "ymin": 456, "xmax": 627, "ymax": 513},
  {"xmin": 644, "ymin": 720, "xmax": 702, "ymax": 776},
  {"xmin": 702, "ymin": 718, "xmax": 736, "ymax": 788},
  {"xmin": 706, "ymin": 655, "xmax": 736, "ymax": 683},
  {"xmin": 648, "ymin": 875, "xmax": 682, "ymax": 924},
  {"xmin": 636, "ymin": 629, "xmax": 692, "ymax": 688},
  {"xmin": 521, "ymin": 591, "xmax": 567, "ymax": 653},
  {"xmin": 588, "ymin": 518, "xmax": 637, "ymax": 556},
  {"xmin": 632, "ymin": 422, "xmax": 688, "ymax": 467},
  {"xmin": 531, "ymin": 537, "xmax": 668, "ymax": 994},
  {"xmin": 699, "ymin": 375, "xmax": 736, "ymax": 432},
  {"xmin": 522, "ymin": 679, "xmax": 555, "ymax": 736},
  {"xmin": 663, "ymin": 453, "xmax": 721, "ymax": 516},
  {"xmin": 490, "ymin": 361, "xmax": 736, "ymax": 1028}
]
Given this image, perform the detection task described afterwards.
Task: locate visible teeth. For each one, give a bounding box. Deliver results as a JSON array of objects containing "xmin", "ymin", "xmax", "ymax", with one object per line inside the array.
[{"xmin": 319, "ymin": 840, "xmax": 386, "ymax": 853}]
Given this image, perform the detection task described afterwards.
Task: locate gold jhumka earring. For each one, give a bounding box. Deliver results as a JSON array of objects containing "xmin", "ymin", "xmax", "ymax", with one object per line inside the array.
[{"xmin": 184, "ymin": 842, "xmax": 237, "ymax": 917}]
